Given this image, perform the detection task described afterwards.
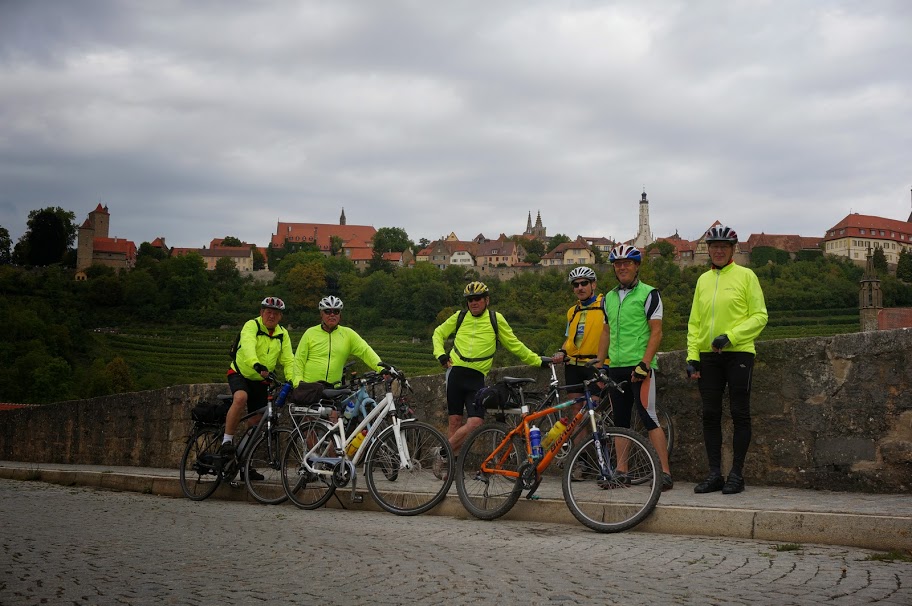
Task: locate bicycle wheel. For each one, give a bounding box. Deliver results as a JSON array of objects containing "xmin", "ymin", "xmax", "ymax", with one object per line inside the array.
[
  {"xmin": 561, "ymin": 427, "xmax": 662, "ymax": 533},
  {"xmin": 364, "ymin": 421, "xmax": 453, "ymax": 516},
  {"xmin": 628, "ymin": 404, "xmax": 674, "ymax": 461},
  {"xmin": 455, "ymin": 422, "xmax": 525, "ymax": 521},
  {"xmin": 179, "ymin": 426, "xmax": 223, "ymax": 501},
  {"xmin": 281, "ymin": 420, "xmax": 336, "ymax": 510},
  {"xmin": 245, "ymin": 427, "xmax": 292, "ymax": 505}
]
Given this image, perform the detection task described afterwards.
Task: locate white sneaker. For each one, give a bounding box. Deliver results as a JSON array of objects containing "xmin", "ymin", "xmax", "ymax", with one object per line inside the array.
[{"xmin": 431, "ymin": 446, "xmax": 447, "ymax": 481}]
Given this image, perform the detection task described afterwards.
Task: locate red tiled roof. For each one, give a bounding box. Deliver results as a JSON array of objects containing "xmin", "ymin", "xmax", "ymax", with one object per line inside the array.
[
  {"xmin": 93, "ymin": 203, "xmax": 109, "ymax": 214},
  {"xmin": 93, "ymin": 237, "xmax": 136, "ymax": 257},
  {"xmin": 825, "ymin": 213, "xmax": 912, "ymax": 237},
  {"xmin": 741, "ymin": 233, "xmax": 823, "ymax": 253},
  {"xmin": 271, "ymin": 222, "xmax": 377, "ymax": 252}
]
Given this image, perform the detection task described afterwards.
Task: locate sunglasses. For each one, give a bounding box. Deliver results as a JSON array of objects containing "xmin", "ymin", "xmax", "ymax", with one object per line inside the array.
[
  {"xmin": 572, "ymin": 280, "xmax": 591, "ymax": 288},
  {"xmin": 322, "ymin": 309, "xmax": 341, "ymax": 315},
  {"xmin": 466, "ymin": 295, "xmax": 486, "ymax": 303}
]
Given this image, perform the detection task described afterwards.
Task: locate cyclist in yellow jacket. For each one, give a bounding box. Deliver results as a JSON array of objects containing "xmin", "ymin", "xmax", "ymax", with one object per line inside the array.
[
  {"xmin": 292, "ymin": 295, "xmax": 383, "ymax": 387},
  {"xmin": 432, "ymin": 281, "xmax": 550, "ymax": 477},
  {"xmin": 220, "ymin": 297, "xmax": 296, "ymax": 474},
  {"xmin": 687, "ymin": 225, "xmax": 768, "ymax": 495},
  {"xmin": 552, "ymin": 266, "xmax": 607, "ymax": 447}
]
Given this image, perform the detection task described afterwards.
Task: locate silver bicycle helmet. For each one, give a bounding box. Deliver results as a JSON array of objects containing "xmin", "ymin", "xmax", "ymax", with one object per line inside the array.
[
  {"xmin": 568, "ymin": 266, "xmax": 597, "ymax": 283},
  {"xmin": 318, "ymin": 296, "xmax": 343, "ymax": 311}
]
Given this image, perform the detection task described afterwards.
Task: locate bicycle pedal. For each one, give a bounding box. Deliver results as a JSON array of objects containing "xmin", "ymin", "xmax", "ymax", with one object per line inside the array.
[
  {"xmin": 351, "ymin": 494, "xmax": 363, "ymax": 504},
  {"xmin": 526, "ymin": 493, "xmax": 540, "ymax": 501}
]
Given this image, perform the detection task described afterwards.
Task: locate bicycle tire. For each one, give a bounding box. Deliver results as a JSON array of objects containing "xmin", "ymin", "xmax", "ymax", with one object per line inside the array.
[
  {"xmin": 364, "ymin": 421, "xmax": 453, "ymax": 516},
  {"xmin": 455, "ymin": 422, "xmax": 525, "ymax": 521},
  {"xmin": 245, "ymin": 427, "xmax": 292, "ymax": 505},
  {"xmin": 561, "ymin": 426, "xmax": 662, "ymax": 533},
  {"xmin": 281, "ymin": 420, "xmax": 336, "ymax": 510},
  {"xmin": 179, "ymin": 425, "xmax": 223, "ymax": 501}
]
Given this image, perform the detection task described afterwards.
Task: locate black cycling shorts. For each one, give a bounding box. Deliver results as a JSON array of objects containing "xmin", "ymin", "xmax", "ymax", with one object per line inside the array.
[{"xmin": 227, "ymin": 372, "xmax": 269, "ymax": 414}]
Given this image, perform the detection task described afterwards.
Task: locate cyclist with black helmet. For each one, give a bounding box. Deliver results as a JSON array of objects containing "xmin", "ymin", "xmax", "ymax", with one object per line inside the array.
[
  {"xmin": 595, "ymin": 245, "xmax": 673, "ymax": 490},
  {"xmin": 432, "ymin": 281, "xmax": 552, "ymax": 477},
  {"xmin": 553, "ymin": 266, "xmax": 607, "ymax": 447},
  {"xmin": 220, "ymin": 297, "xmax": 296, "ymax": 468},
  {"xmin": 687, "ymin": 225, "xmax": 768, "ymax": 495},
  {"xmin": 292, "ymin": 295, "xmax": 384, "ymax": 389}
]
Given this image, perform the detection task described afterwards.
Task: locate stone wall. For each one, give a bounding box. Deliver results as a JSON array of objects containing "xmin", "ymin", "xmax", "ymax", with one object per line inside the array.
[{"xmin": 1, "ymin": 330, "xmax": 910, "ymax": 492}]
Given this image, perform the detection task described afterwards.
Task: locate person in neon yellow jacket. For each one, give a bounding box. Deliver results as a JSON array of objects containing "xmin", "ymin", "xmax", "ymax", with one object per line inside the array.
[
  {"xmin": 220, "ymin": 297, "xmax": 296, "ymax": 470},
  {"xmin": 686, "ymin": 226, "xmax": 768, "ymax": 495},
  {"xmin": 292, "ymin": 295, "xmax": 383, "ymax": 387},
  {"xmin": 432, "ymin": 281, "xmax": 551, "ymax": 477}
]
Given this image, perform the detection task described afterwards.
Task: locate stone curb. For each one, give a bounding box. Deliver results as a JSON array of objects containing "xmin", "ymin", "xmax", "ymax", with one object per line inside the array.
[{"xmin": 2, "ymin": 466, "xmax": 909, "ymax": 551}]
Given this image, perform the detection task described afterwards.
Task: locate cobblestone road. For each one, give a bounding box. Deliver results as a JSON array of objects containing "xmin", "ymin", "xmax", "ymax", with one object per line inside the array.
[{"xmin": 1, "ymin": 480, "xmax": 909, "ymax": 605}]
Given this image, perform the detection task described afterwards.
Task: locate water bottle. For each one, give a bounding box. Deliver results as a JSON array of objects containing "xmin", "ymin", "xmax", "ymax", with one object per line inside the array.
[
  {"xmin": 274, "ymin": 382, "xmax": 292, "ymax": 407},
  {"xmin": 529, "ymin": 425, "xmax": 543, "ymax": 460},
  {"xmin": 541, "ymin": 418, "xmax": 568, "ymax": 450},
  {"xmin": 346, "ymin": 429, "xmax": 368, "ymax": 457},
  {"xmin": 343, "ymin": 399, "xmax": 357, "ymax": 420}
]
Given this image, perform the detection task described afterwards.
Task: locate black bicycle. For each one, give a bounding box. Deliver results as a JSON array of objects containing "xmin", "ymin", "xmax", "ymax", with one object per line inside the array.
[{"xmin": 179, "ymin": 373, "xmax": 293, "ymax": 504}]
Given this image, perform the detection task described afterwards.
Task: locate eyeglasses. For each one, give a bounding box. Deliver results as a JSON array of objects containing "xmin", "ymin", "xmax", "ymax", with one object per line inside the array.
[
  {"xmin": 572, "ymin": 280, "xmax": 591, "ymax": 289},
  {"xmin": 466, "ymin": 295, "xmax": 486, "ymax": 303},
  {"xmin": 322, "ymin": 309, "xmax": 341, "ymax": 315},
  {"xmin": 613, "ymin": 260, "xmax": 636, "ymax": 267}
]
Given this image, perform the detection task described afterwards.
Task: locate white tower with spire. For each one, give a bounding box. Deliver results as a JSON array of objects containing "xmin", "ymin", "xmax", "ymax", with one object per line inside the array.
[{"xmin": 633, "ymin": 190, "xmax": 654, "ymax": 250}]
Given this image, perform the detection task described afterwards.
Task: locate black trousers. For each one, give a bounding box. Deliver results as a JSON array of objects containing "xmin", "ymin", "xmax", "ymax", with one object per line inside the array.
[{"xmin": 697, "ymin": 351, "xmax": 755, "ymax": 475}]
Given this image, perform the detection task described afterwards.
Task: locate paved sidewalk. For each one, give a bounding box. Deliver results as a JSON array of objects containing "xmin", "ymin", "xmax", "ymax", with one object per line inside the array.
[{"xmin": 2, "ymin": 460, "xmax": 909, "ymax": 551}]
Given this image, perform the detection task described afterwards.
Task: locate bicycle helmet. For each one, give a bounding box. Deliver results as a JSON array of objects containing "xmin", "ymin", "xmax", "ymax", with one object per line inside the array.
[
  {"xmin": 463, "ymin": 281, "xmax": 489, "ymax": 298},
  {"xmin": 568, "ymin": 266, "xmax": 597, "ymax": 283},
  {"xmin": 608, "ymin": 245, "xmax": 642, "ymax": 263},
  {"xmin": 318, "ymin": 295, "xmax": 344, "ymax": 311},
  {"xmin": 704, "ymin": 225, "xmax": 738, "ymax": 244},
  {"xmin": 260, "ymin": 296, "xmax": 286, "ymax": 311}
]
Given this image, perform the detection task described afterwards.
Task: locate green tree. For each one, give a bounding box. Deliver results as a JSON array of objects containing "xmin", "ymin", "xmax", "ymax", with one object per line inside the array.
[
  {"xmin": 418, "ymin": 237, "xmax": 430, "ymax": 249},
  {"xmin": 161, "ymin": 252, "xmax": 208, "ymax": 309},
  {"xmin": 896, "ymin": 248, "xmax": 912, "ymax": 282},
  {"xmin": 367, "ymin": 250, "xmax": 395, "ymax": 275},
  {"xmin": 329, "ymin": 235, "xmax": 344, "ymax": 256},
  {"xmin": 251, "ymin": 246, "xmax": 266, "ymax": 270},
  {"xmin": 750, "ymin": 246, "xmax": 790, "ymax": 267},
  {"xmin": 14, "ymin": 206, "xmax": 77, "ymax": 266},
  {"xmin": 372, "ymin": 227, "xmax": 414, "ymax": 253},
  {"xmin": 275, "ymin": 250, "xmax": 325, "ymax": 281},
  {"xmin": 0, "ymin": 226, "xmax": 11, "ymax": 264},
  {"xmin": 872, "ymin": 247, "xmax": 888, "ymax": 276},
  {"xmin": 213, "ymin": 256, "xmax": 240, "ymax": 283},
  {"xmin": 546, "ymin": 233, "xmax": 571, "ymax": 253},
  {"xmin": 646, "ymin": 240, "xmax": 675, "ymax": 260},
  {"xmin": 286, "ymin": 262, "xmax": 327, "ymax": 311},
  {"xmin": 221, "ymin": 235, "xmax": 243, "ymax": 247}
]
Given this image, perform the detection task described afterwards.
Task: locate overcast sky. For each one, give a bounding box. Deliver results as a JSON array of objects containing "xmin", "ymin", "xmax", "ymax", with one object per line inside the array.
[{"xmin": 1, "ymin": 1, "xmax": 910, "ymax": 250}]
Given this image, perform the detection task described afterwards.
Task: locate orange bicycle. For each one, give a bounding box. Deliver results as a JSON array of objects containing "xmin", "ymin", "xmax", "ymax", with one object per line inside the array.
[{"xmin": 455, "ymin": 366, "xmax": 662, "ymax": 533}]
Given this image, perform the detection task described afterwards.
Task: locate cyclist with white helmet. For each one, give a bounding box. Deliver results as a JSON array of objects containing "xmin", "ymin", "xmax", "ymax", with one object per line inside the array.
[
  {"xmin": 595, "ymin": 245, "xmax": 673, "ymax": 490},
  {"xmin": 292, "ymin": 295, "xmax": 383, "ymax": 389},
  {"xmin": 553, "ymin": 266, "xmax": 607, "ymax": 447},
  {"xmin": 220, "ymin": 296, "xmax": 296, "ymax": 470},
  {"xmin": 687, "ymin": 225, "xmax": 767, "ymax": 495},
  {"xmin": 432, "ymin": 281, "xmax": 552, "ymax": 477}
]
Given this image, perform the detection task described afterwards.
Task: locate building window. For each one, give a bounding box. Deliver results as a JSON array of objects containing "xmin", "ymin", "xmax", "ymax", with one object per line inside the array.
[
  {"xmin": 860, "ymin": 229, "xmax": 866, "ymax": 235},
  {"xmin": 880, "ymin": 230, "xmax": 885, "ymax": 236}
]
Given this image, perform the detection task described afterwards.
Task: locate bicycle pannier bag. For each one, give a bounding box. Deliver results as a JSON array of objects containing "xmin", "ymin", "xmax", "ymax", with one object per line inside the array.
[
  {"xmin": 291, "ymin": 381, "xmax": 325, "ymax": 405},
  {"xmin": 191, "ymin": 400, "xmax": 231, "ymax": 424},
  {"xmin": 474, "ymin": 381, "xmax": 512, "ymax": 410}
]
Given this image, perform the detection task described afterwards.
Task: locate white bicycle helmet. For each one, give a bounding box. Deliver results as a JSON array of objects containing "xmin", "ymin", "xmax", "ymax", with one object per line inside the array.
[
  {"xmin": 318, "ymin": 296, "xmax": 344, "ymax": 311},
  {"xmin": 260, "ymin": 296, "xmax": 286, "ymax": 311},
  {"xmin": 568, "ymin": 266, "xmax": 597, "ymax": 283},
  {"xmin": 608, "ymin": 245, "xmax": 642, "ymax": 263},
  {"xmin": 704, "ymin": 225, "xmax": 738, "ymax": 244}
]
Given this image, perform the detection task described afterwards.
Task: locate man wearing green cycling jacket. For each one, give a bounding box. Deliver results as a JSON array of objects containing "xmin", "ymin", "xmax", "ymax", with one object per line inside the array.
[
  {"xmin": 220, "ymin": 296, "xmax": 296, "ymax": 471},
  {"xmin": 292, "ymin": 295, "xmax": 384, "ymax": 388},
  {"xmin": 432, "ymin": 281, "xmax": 550, "ymax": 476},
  {"xmin": 687, "ymin": 225, "xmax": 768, "ymax": 496}
]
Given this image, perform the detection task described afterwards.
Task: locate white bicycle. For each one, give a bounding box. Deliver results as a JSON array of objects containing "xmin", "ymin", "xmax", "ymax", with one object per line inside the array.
[{"xmin": 280, "ymin": 363, "xmax": 454, "ymax": 516}]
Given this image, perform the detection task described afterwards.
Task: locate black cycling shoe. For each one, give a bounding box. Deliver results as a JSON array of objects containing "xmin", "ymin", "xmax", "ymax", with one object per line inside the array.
[
  {"xmin": 218, "ymin": 441, "xmax": 236, "ymax": 461},
  {"xmin": 693, "ymin": 472, "xmax": 725, "ymax": 494},
  {"xmin": 241, "ymin": 468, "xmax": 265, "ymax": 482},
  {"xmin": 722, "ymin": 471, "xmax": 745, "ymax": 494}
]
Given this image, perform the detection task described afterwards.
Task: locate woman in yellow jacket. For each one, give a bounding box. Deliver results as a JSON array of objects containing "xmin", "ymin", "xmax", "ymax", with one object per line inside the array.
[{"xmin": 687, "ymin": 226, "xmax": 768, "ymax": 495}]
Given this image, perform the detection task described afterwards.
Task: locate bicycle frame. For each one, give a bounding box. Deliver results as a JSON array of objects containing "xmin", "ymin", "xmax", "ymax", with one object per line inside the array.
[{"xmin": 481, "ymin": 374, "xmax": 615, "ymax": 484}]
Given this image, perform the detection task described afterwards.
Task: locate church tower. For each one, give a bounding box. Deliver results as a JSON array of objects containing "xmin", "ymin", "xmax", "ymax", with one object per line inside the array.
[
  {"xmin": 859, "ymin": 246, "xmax": 883, "ymax": 332},
  {"xmin": 340, "ymin": 207, "xmax": 347, "ymax": 225},
  {"xmin": 633, "ymin": 191, "xmax": 654, "ymax": 250}
]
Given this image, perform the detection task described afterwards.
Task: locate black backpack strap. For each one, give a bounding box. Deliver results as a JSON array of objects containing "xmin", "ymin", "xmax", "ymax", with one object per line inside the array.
[{"xmin": 452, "ymin": 308, "xmax": 500, "ymax": 362}]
